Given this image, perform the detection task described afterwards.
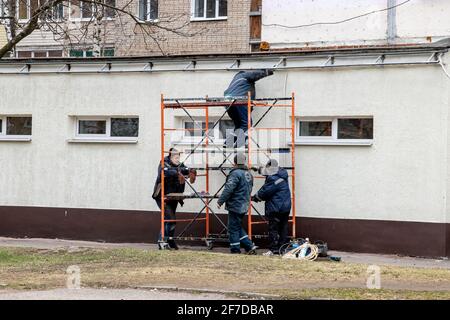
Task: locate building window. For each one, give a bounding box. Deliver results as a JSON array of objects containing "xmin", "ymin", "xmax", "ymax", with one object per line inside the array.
[
  {"xmin": 70, "ymin": 0, "xmax": 115, "ymax": 20},
  {"xmin": 103, "ymin": 0, "xmax": 116, "ymax": 18},
  {"xmin": 175, "ymin": 118, "xmax": 234, "ymax": 144},
  {"xmin": 69, "ymin": 48, "xmax": 114, "ymax": 57},
  {"xmin": 337, "ymin": 118, "xmax": 373, "ymax": 139},
  {"xmin": 17, "ymin": 0, "xmax": 64, "ymax": 21},
  {"xmin": 78, "ymin": 120, "xmax": 107, "ymax": 135},
  {"xmin": 17, "ymin": 50, "xmax": 63, "ymax": 58},
  {"xmin": 299, "ymin": 121, "xmax": 332, "ymax": 137},
  {"xmin": 192, "ymin": 0, "xmax": 227, "ymax": 20},
  {"xmin": 18, "ymin": 0, "xmax": 37, "ymax": 21},
  {"xmin": 138, "ymin": 0, "xmax": 158, "ymax": 21},
  {"xmin": 74, "ymin": 116, "xmax": 139, "ymax": 140},
  {"xmin": 111, "ymin": 118, "xmax": 139, "ymax": 137},
  {"xmin": 297, "ymin": 117, "xmax": 373, "ymax": 145},
  {"xmin": 80, "ymin": 0, "xmax": 92, "ymax": 19},
  {"xmin": 0, "ymin": 116, "xmax": 32, "ymax": 136}
]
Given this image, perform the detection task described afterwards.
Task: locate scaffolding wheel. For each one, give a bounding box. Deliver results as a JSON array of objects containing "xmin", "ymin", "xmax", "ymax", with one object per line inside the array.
[
  {"xmin": 205, "ymin": 239, "xmax": 214, "ymax": 250},
  {"xmin": 158, "ymin": 241, "xmax": 170, "ymax": 250}
]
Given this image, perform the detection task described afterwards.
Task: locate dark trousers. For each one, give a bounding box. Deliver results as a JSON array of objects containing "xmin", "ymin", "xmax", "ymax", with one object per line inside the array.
[
  {"xmin": 228, "ymin": 211, "xmax": 254, "ymax": 253},
  {"xmin": 157, "ymin": 200, "xmax": 178, "ymax": 247},
  {"xmin": 226, "ymin": 105, "xmax": 252, "ymax": 149},
  {"xmin": 226, "ymin": 104, "xmax": 250, "ymax": 131},
  {"xmin": 267, "ymin": 212, "xmax": 290, "ymax": 253}
]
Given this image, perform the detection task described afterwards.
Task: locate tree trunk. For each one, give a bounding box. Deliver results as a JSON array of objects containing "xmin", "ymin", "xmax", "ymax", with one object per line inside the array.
[{"xmin": 2, "ymin": 1, "xmax": 15, "ymax": 57}]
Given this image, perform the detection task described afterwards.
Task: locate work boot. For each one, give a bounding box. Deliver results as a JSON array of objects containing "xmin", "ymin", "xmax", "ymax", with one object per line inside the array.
[
  {"xmin": 246, "ymin": 245, "xmax": 258, "ymax": 255},
  {"xmin": 168, "ymin": 240, "xmax": 179, "ymax": 250}
]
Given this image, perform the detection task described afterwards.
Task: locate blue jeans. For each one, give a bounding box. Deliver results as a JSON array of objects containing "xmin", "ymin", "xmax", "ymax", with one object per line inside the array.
[{"xmin": 228, "ymin": 211, "xmax": 254, "ymax": 253}]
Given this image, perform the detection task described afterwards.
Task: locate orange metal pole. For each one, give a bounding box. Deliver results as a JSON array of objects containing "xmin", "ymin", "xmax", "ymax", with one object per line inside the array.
[
  {"xmin": 291, "ymin": 92, "xmax": 296, "ymax": 239},
  {"xmin": 205, "ymin": 106, "xmax": 210, "ymax": 238},
  {"xmin": 247, "ymin": 92, "xmax": 253, "ymax": 239},
  {"xmin": 160, "ymin": 94, "xmax": 166, "ymax": 241}
]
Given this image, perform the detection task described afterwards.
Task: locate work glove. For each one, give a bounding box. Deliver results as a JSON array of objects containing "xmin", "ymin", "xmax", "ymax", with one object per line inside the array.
[{"xmin": 189, "ymin": 169, "xmax": 197, "ymax": 184}]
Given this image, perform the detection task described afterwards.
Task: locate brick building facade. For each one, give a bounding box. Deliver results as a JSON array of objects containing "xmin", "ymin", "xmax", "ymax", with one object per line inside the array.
[{"xmin": 6, "ymin": 0, "xmax": 258, "ymax": 58}]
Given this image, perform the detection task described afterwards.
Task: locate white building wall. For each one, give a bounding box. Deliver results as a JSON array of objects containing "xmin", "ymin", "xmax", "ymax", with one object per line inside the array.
[
  {"xmin": 0, "ymin": 60, "xmax": 449, "ymax": 224},
  {"xmin": 262, "ymin": 0, "xmax": 450, "ymax": 48}
]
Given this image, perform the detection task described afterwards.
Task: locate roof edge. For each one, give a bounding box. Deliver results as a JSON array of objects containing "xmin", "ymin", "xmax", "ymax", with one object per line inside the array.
[{"xmin": 0, "ymin": 43, "xmax": 449, "ymax": 65}]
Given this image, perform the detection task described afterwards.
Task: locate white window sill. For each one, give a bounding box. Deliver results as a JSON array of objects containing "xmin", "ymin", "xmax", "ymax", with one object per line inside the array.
[
  {"xmin": 0, "ymin": 136, "xmax": 32, "ymax": 142},
  {"xmin": 295, "ymin": 140, "xmax": 373, "ymax": 146},
  {"xmin": 137, "ymin": 18, "xmax": 160, "ymax": 24},
  {"xmin": 69, "ymin": 18, "xmax": 115, "ymax": 22},
  {"xmin": 190, "ymin": 17, "xmax": 227, "ymax": 22},
  {"xmin": 67, "ymin": 138, "xmax": 138, "ymax": 144}
]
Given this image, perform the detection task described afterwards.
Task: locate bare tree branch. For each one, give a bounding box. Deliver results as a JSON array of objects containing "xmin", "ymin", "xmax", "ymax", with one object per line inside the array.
[{"xmin": 0, "ymin": 0, "xmax": 206, "ymax": 58}]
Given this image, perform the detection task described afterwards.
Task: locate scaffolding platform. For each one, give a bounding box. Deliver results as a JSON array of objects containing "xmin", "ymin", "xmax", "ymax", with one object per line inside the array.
[
  {"xmin": 158, "ymin": 93, "xmax": 297, "ymax": 249},
  {"xmin": 166, "ymin": 193, "xmax": 218, "ymax": 200},
  {"xmin": 184, "ymin": 147, "xmax": 292, "ymax": 154}
]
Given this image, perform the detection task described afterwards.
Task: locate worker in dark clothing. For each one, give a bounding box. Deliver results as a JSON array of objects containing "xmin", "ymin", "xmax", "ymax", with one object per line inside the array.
[
  {"xmin": 153, "ymin": 148, "xmax": 197, "ymax": 250},
  {"xmin": 252, "ymin": 159, "xmax": 291, "ymax": 256},
  {"xmin": 223, "ymin": 69, "xmax": 274, "ymax": 148},
  {"xmin": 217, "ymin": 153, "xmax": 258, "ymax": 254}
]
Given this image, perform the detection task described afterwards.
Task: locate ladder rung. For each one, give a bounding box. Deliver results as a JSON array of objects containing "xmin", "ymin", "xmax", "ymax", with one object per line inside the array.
[
  {"xmin": 250, "ymin": 221, "xmax": 269, "ymax": 225},
  {"xmin": 164, "ymin": 218, "xmax": 207, "ymax": 223}
]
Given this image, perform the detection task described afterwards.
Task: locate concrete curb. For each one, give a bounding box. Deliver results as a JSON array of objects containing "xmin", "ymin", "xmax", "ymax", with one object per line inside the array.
[{"xmin": 136, "ymin": 285, "xmax": 281, "ymax": 299}]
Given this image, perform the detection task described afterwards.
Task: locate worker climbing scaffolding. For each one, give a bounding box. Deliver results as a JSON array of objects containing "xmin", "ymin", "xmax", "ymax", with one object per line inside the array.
[{"xmin": 223, "ymin": 69, "xmax": 274, "ymax": 148}]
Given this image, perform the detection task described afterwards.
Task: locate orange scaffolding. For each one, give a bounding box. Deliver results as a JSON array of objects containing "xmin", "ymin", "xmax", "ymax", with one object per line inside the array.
[{"xmin": 158, "ymin": 93, "xmax": 296, "ymax": 249}]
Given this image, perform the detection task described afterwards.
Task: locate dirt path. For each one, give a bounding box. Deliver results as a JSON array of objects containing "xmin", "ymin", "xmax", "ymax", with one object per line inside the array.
[{"xmin": 0, "ymin": 288, "xmax": 234, "ymax": 300}]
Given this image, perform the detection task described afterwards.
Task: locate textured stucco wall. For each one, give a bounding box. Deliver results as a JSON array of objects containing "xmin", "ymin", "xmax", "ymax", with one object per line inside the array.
[{"xmin": 262, "ymin": 0, "xmax": 450, "ymax": 48}]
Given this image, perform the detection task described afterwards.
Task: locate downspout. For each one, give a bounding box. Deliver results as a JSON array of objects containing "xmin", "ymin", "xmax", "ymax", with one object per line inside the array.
[{"xmin": 387, "ymin": 0, "xmax": 397, "ymax": 44}]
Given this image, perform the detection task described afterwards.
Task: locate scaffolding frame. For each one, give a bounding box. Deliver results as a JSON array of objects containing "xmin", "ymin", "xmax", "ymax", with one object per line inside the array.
[{"xmin": 159, "ymin": 93, "xmax": 296, "ymax": 249}]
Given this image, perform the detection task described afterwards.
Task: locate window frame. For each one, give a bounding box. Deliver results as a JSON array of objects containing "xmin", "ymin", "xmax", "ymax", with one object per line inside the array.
[
  {"xmin": 16, "ymin": 49, "xmax": 63, "ymax": 58},
  {"xmin": 137, "ymin": 0, "xmax": 159, "ymax": 22},
  {"xmin": 0, "ymin": 115, "xmax": 33, "ymax": 141},
  {"xmin": 69, "ymin": 47, "xmax": 115, "ymax": 57},
  {"xmin": 191, "ymin": 0, "xmax": 227, "ymax": 21},
  {"xmin": 17, "ymin": 0, "xmax": 65, "ymax": 23},
  {"xmin": 70, "ymin": 116, "xmax": 139, "ymax": 143},
  {"xmin": 69, "ymin": 0, "xmax": 115, "ymax": 22},
  {"xmin": 296, "ymin": 116, "xmax": 373, "ymax": 146}
]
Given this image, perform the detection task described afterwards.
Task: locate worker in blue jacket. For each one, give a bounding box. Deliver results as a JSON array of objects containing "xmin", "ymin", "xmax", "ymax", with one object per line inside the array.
[
  {"xmin": 223, "ymin": 69, "xmax": 274, "ymax": 148},
  {"xmin": 252, "ymin": 159, "xmax": 291, "ymax": 256},
  {"xmin": 217, "ymin": 153, "xmax": 258, "ymax": 254}
]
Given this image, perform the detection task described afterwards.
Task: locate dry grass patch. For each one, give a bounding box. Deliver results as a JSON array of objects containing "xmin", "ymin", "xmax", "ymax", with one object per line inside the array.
[{"xmin": 1, "ymin": 247, "xmax": 449, "ymax": 299}]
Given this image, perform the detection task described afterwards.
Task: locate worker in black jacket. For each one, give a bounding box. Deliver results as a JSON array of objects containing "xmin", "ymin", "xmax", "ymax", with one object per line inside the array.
[
  {"xmin": 153, "ymin": 148, "xmax": 196, "ymax": 250},
  {"xmin": 223, "ymin": 69, "xmax": 274, "ymax": 148},
  {"xmin": 252, "ymin": 159, "xmax": 291, "ymax": 256}
]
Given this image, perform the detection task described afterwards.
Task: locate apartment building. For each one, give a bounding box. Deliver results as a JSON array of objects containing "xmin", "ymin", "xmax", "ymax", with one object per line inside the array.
[{"xmin": 2, "ymin": 0, "xmax": 258, "ymax": 58}]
